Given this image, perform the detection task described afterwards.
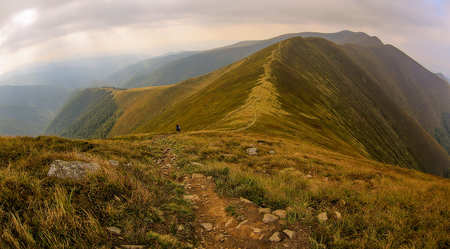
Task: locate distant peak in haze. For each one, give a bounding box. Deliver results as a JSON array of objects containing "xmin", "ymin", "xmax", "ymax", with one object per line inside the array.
[{"xmin": 436, "ymin": 73, "xmax": 449, "ymax": 83}]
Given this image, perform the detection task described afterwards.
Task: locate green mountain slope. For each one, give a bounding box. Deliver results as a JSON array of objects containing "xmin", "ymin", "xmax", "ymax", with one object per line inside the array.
[
  {"xmin": 123, "ymin": 31, "xmax": 382, "ymax": 88},
  {"xmin": 46, "ymin": 88, "xmax": 118, "ymax": 138},
  {"xmin": 48, "ymin": 36, "xmax": 450, "ymax": 176}
]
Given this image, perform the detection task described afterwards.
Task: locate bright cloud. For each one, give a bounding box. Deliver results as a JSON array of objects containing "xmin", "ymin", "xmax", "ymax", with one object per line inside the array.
[{"xmin": 0, "ymin": 0, "xmax": 449, "ymax": 76}]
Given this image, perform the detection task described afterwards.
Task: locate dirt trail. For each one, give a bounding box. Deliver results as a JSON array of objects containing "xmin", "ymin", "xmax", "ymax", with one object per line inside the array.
[{"xmin": 183, "ymin": 173, "xmax": 309, "ymax": 249}]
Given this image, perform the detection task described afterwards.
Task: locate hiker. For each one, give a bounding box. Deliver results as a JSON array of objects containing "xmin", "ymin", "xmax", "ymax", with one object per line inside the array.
[{"xmin": 176, "ymin": 124, "xmax": 181, "ymax": 132}]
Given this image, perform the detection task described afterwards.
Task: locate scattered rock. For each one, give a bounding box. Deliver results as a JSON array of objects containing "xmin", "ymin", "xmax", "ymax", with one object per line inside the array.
[
  {"xmin": 339, "ymin": 200, "xmax": 346, "ymax": 206},
  {"xmin": 317, "ymin": 212, "xmax": 328, "ymax": 223},
  {"xmin": 272, "ymin": 209, "xmax": 287, "ymax": 219},
  {"xmin": 192, "ymin": 173, "xmax": 205, "ymax": 179},
  {"xmin": 258, "ymin": 208, "xmax": 271, "ymax": 214},
  {"xmin": 269, "ymin": 232, "xmax": 281, "ymax": 242},
  {"xmin": 335, "ymin": 211, "xmax": 342, "ymax": 220},
  {"xmin": 236, "ymin": 219, "xmax": 248, "ymax": 229},
  {"xmin": 240, "ymin": 197, "xmax": 252, "ymax": 204},
  {"xmin": 177, "ymin": 224, "xmax": 184, "ymax": 231},
  {"xmin": 269, "ymin": 150, "xmax": 276, "ymax": 154},
  {"xmin": 47, "ymin": 160, "xmax": 100, "ymax": 179},
  {"xmin": 120, "ymin": 245, "xmax": 145, "ymax": 249},
  {"xmin": 224, "ymin": 218, "xmax": 234, "ymax": 228},
  {"xmin": 305, "ymin": 174, "xmax": 313, "ymax": 178},
  {"xmin": 283, "ymin": 229, "xmax": 295, "ymax": 239},
  {"xmin": 183, "ymin": 194, "xmax": 200, "ymax": 202},
  {"xmin": 263, "ymin": 213, "xmax": 279, "ymax": 223},
  {"xmin": 201, "ymin": 223, "xmax": 213, "ymax": 231},
  {"xmin": 109, "ymin": 160, "xmax": 119, "ymax": 167},
  {"xmin": 106, "ymin": 226, "xmax": 121, "ymax": 235},
  {"xmin": 252, "ymin": 227, "xmax": 262, "ymax": 233},
  {"xmin": 246, "ymin": 147, "xmax": 258, "ymax": 156},
  {"xmin": 215, "ymin": 233, "xmax": 225, "ymax": 242}
]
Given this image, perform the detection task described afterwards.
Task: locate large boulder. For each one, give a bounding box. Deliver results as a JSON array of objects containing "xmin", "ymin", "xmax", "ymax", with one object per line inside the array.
[{"xmin": 47, "ymin": 160, "xmax": 100, "ymax": 179}]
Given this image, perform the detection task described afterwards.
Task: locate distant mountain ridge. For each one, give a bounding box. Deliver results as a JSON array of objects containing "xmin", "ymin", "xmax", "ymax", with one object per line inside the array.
[
  {"xmin": 48, "ymin": 32, "xmax": 450, "ymax": 177},
  {"xmin": 0, "ymin": 55, "xmax": 144, "ymax": 89},
  {"xmin": 0, "ymin": 85, "xmax": 71, "ymax": 135},
  {"xmin": 436, "ymin": 73, "xmax": 449, "ymax": 83},
  {"xmin": 120, "ymin": 31, "xmax": 383, "ymax": 88}
]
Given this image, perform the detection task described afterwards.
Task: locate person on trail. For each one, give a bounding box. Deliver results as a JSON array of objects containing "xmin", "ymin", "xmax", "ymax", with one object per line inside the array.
[{"xmin": 176, "ymin": 124, "xmax": 181, "ymax": 132}]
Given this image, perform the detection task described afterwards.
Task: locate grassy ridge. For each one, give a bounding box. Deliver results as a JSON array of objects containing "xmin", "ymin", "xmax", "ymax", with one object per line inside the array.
[{"xmin": 48, "ymin": 37, "xmax": 450, "ymax": 176}]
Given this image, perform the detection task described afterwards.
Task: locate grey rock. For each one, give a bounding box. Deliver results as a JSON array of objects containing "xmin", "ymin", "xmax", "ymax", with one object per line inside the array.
[
  {"xmin": 47, "ymin": 160, "xmax": 100, "ymax": 179},
  {"xmin": 106, "ymin": 226, "xmax": 121, "ymax": 235},
  {"xmin": 120, "ymin": 246, "xmax": 145, "ymax": 249},
  {"xmin": 240, "ymin": 197, "xmax": 252, "ymax": 204},
  {"xmin": 283, "ymin": 229, "xmax": 295, "ymax": 239},
  {"xmin": 109, "ymin": 160, "xmax": 119, "ymax": 166},
  {"xmin": 183, "ymin": 194, "xmax": 200, "ymax": 202},
  {"xmin": 192, "ymin": 173, "xmax": 205, "ymax": 179},
  {"xmin": 258, "ymin": 208, "xmax": 271, "ymax": 214},
  {"xmin": 272, "ymin": 209, "xmax": 287, "ymax": 219},
  {"xmin": 246, "ymin": 147, "xmax": 258, "ymax": 156},
  {"xmin": 236, "ymin": 219, "xmax": 248, "ymax": 229},
  {"xmin": 317, "ymin": 212, "xmax": 328, "ymax": 223},
  {"xmin": 263, "ymin": 213, "xmax": 279, "ymax": 223},
  {"xmin": 269, "ymin": 232, "xmax": 281, "ymax": 242},
  {"xmin": 201, "ymin": 223, "xmax": 213, "ymax": 231}
]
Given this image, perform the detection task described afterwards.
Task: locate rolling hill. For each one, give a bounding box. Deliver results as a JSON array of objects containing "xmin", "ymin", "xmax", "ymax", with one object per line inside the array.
[
  {"xmin": 121, "ymin": 31, "xmax": 383, "ymax": 88},
  {"xmin": 47, "ymin": 35, "xmax": 450, "ymax": 177}
]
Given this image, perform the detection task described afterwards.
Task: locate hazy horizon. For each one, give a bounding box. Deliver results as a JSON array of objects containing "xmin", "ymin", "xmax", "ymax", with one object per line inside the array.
[{"xmin": 0, "ymin": 0, "xmax": 449, "ymax": 78}]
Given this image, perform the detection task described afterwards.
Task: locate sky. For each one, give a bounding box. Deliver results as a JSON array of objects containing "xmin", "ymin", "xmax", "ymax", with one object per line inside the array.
[{"xmin": 0, "ymin": 0, "xmax": 449, "ymax": 76}]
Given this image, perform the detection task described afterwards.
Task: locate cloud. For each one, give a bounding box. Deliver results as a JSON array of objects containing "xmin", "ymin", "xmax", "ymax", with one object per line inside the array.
[{"xmin": 0, "ymin": 0, "xmax": 449, "ymax": 75}]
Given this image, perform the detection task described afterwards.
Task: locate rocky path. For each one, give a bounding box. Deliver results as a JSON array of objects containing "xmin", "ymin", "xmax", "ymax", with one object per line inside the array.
[{"xmin": 183, "ymin": 173, "xmax": 309, "ymax": 249}]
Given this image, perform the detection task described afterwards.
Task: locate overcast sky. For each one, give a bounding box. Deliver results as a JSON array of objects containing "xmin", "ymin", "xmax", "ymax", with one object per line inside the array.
[{"xmin": 0, "ymin": 0, "xmax": 449, "ymax": 76}]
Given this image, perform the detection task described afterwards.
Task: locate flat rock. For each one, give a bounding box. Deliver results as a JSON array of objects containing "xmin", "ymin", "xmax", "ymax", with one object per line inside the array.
[
  {"xmin": 192, "ymin": 173, "xmax": 205, "ymax": 179},
  {"xmin": 183, "ymin": 194, "xmax": 200, "ymax": 202},
  {"xmin": 283, "ymin": 229, "xmax": 295, "ymax": 239},
  {"xmin": 317, "ymin": 212, "xmax": 328, "ymax": 223},
  {"xmin": 106, "ymin": 226, "xmax": 121, "ymax": 235},
  {"xmin": 201, "ymin": 223, "xmax": 213, "ymax": 231},
  {"xmin": 120, "ymin": 245, "xmax": 145, "ymax": 249},
  {"xmin": 272, "ymin": 209, "xmax": 287, "ymax": 219},
  {"xmin": 236, "ymin": 219, "xmax": 248, "ymax": 229},
  {"xmin": 263, "ymin": 213, "xmax": 279, "ymax": 223},
  {"xmin": 246, "ymin": 147, "xmax": 258, "ymax": 156},
  {"xmin": 215, "ymin": 233, "xmax": 225, "ymax": 242},
  {"xmin": 258, "ymin": 208, "xmax": 271, "ymax": 214},
  {"xmin": 269, "ymin": 232, "xmax": 281, "ymax": 242},
  {"xmin": 109, "ymin": 160, "xmax": 119, "ymax": 166},
  {"xmin": 47, "ymin": 160, "xmax": 100, "ymax": 179},
  {"xmin": 240, "ymin": 197, "xmax": 252, "ymax": 204}
]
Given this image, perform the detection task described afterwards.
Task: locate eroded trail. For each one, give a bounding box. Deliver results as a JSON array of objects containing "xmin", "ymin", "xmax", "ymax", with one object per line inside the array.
[{"xmin": 183, "ymin": 173, "xmax": 309, "ymax": 249}]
